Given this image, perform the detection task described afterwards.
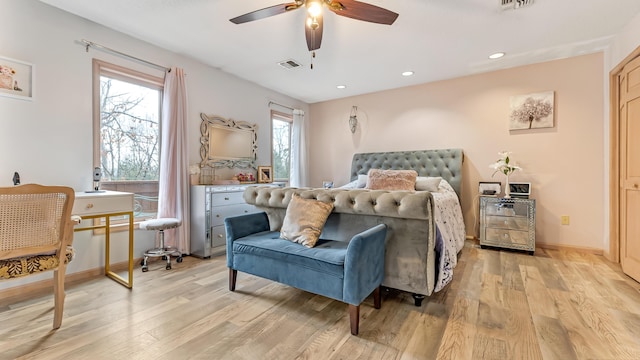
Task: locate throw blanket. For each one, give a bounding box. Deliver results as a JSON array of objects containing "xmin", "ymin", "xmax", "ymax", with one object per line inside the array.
[{"xmin": 432, "ymin": 180, "xmax": 466, "ymax": 292}]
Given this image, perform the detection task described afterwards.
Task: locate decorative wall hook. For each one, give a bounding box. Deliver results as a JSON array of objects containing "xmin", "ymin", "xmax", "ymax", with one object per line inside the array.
[{"xmin": 349, "ymin": 106, "xmax": 358, "ymax": 133}]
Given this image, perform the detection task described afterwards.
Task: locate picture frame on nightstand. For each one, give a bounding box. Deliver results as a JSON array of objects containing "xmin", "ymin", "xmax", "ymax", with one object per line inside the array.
[{"xmin": 258, "ymin": 166, "xmax": 272, "ymax": 183}]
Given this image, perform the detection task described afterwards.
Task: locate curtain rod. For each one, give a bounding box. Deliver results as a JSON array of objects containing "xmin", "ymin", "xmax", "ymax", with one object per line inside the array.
[
  {"xmin": 80, "ymin": 39, "xmax": 170, "ymax": 72},
  {"xmin": 268, "ymin": 101, "xmax": 296, "ymax": 112}
]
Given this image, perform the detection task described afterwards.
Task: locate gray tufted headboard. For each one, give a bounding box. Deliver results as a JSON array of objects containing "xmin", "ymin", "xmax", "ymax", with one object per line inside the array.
[{"xmin": 349, "ymin": 148, "xmax": 464, "ymax": 199}]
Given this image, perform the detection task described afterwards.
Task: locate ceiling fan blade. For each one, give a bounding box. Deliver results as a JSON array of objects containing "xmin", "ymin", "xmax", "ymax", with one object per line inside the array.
[
  {"xmin": 230, "ymin": 2, "xmax": 301, "ymax": 24},
  {"xmin": 328, "ymin": 0, "xmax": 398, "ymax": 25},
  {"xmin": 305, "ymin": 13, "xmax": 323, "ymax": 51}
]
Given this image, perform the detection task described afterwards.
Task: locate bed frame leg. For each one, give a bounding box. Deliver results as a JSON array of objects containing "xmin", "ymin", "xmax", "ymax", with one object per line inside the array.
[{"xmin": 412, "ymin": 293, "xmax": 425, "ymax": 307}]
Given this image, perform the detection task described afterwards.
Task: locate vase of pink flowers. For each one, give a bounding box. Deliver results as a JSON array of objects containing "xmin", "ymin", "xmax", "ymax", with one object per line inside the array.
[{"xmin": 490, "ymin": 151, "xmax": 522, "ymax": 198}]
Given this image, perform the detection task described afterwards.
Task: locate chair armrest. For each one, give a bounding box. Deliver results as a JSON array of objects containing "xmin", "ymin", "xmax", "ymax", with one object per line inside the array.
[
  {"xmin": 343, "ymin": 224, "xmax": 387, "ymax": 305},
  {"xmin": 224, "ymin": 212, "xmax": 270, "ymax": 267}
]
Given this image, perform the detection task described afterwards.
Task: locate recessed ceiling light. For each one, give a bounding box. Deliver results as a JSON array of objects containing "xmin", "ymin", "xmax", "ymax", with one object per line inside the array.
[
  {"xmin": 402, "ymin": 71, "xmax": 414, "ymax": 76},
  {"xmin": 336, "ymin": 85, "xmax": 346, "ymax": 89},
  {"xmin": 489, "ymin": 52, "xmax": 505, "ymax": 59}
]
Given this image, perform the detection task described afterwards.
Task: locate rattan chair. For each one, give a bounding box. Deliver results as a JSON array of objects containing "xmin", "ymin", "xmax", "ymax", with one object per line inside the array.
[{"xmin": 0, "ymin": 184, "xmax": 76, "ymax": 329}]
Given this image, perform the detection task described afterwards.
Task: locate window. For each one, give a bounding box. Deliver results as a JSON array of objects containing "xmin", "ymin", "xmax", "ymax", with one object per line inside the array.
[
  {"xmin": 93, "ymin": 59, "xmax": 163, "ymax": 222},
  {"xmin": 271, "ymin": 111, "xmax": 292, "ymax": 182}
]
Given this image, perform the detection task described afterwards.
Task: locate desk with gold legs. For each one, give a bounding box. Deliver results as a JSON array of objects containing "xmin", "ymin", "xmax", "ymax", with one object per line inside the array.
[{"xmin": 72, "ymin": 191, "xmax": 135, "ymax": 289}]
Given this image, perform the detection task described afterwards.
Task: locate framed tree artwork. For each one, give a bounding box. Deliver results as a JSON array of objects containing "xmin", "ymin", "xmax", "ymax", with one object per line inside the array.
[
  {"xmin": 258, "ymin": 166, "xmax": 272, "ymax": 183},
  {"xmin": 509, "ymin": 91, "xmax": 554, "ymax": 130}
]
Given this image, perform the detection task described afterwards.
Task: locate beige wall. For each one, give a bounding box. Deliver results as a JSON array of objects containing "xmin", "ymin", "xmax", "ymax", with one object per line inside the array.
[{"xmin": 308, "ymin": 53, "xmax": 604, "ymax": 250}]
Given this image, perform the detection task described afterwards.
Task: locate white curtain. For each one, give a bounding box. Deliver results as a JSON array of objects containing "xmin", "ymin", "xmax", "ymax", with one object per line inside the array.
[
  {"xmin": 157, "ymin": 67, "xmax": 190, "ymax": 253},
  {"xmin": 290, "ymin": 109, "xmax": 308, "ymax": 187}
]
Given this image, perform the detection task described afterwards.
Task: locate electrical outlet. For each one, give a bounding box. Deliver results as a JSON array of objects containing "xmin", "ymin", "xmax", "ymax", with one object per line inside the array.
[{"xmin": 561, "ymin": 215, "xmax": 570, "ymax": 225}]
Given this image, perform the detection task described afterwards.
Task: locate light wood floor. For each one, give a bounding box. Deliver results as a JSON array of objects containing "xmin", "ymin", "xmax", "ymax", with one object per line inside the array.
[{"xmin": 2, "ymin": 240, "xmax": 640, "ymax": 360}]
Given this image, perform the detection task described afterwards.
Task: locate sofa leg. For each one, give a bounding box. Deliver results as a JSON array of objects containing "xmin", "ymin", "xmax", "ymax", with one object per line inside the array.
[
  {"xmin": 373, "ymin": 286, "xmax": 381, "ymax": 309},
  {"xmin": 349, "ymin": 304, "xmax": 360, "ymax": 335},
  {"xmin": 229, "ymin": 269, "xmax": 237, "ymax": 291}
]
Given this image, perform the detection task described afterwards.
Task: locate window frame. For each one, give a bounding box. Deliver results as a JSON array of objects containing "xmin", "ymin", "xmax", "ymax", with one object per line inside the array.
[
  {"xmin": 92, "ymin": 59, "xmax": 164, "ymax": 228},
  {"xmin": 270, "ymin": 110, "xmax": 293, "ymax": 183}
]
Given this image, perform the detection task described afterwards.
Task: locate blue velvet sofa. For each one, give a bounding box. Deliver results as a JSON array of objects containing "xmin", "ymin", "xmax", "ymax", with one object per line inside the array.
[{"xmin": 225, "ymin": 211, "xmax": 387, "ymax": 335}]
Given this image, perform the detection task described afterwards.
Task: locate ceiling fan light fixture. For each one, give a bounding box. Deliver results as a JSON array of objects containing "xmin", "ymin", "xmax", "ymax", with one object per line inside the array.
[{"xmin": 307, "ymin": 0, "xmax": 323, "ymax": 17}]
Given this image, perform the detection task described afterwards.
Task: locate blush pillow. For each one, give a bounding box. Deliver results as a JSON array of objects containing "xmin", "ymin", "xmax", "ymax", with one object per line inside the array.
[
  {"xmin": 280, "ymin": 194, "xmax": 334, "ymax": 248},
  {"xmin": 365, "ymin": 169, "xmax": 418, "ymax": 191}
]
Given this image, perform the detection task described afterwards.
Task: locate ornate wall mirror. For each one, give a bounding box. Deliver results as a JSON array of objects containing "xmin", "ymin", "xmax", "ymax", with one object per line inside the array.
[{"xmin": 200, "ymin": 113, "xmax": 257, "ymax": 169}]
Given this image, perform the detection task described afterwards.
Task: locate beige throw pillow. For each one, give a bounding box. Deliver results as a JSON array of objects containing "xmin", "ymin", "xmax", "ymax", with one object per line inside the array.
[
  {"xmin": 280, "ymin": 194, "xmax": 334, "ymax": 248},
  {"xmin": 365, "ymin": 169, "xmax": 418, "ymax": 191}
]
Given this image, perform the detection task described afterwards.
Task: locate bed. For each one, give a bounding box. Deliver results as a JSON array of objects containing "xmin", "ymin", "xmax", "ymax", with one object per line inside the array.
[
  {"xmin": 345, "ymin": 149, "xmax": 466, "ymax": 293},
  {"xmin": 243, "ymin": 148, "xmax": 465, "ymax": 304}
]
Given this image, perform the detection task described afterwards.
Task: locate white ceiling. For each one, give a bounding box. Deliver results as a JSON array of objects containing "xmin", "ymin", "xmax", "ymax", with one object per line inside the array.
[{"xmin": 40, "ymin": 0, "xmax": 640, "ymax": 104}]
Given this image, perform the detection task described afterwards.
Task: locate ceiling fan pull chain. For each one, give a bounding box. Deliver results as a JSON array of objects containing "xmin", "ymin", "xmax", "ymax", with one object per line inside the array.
[{"xmin": 310, "ymin": 51, "xmax": 316, "ymax": 70}]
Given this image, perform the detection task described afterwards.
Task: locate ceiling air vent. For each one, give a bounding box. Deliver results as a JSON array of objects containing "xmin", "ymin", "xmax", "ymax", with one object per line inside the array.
[
  {"xmin": 501, "ymin": 0, "xmax": 534, "ymax": 10},
  {"xmin": 278, "ymin": 59, "xmax": 302, "ymax": 69}
]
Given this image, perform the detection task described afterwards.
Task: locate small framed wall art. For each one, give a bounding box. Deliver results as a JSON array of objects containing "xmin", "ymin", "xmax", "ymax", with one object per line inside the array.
[
  {"xmin": 258, "ymin": 166, "xmax": 272, "ymax": 183},
  {"xmin": 0, "ymin": 56, "xmax": 34, "ymax": 101},
  {"xmin": 509, "ymin": 91, "xmax": 554, "ymax": 130}
]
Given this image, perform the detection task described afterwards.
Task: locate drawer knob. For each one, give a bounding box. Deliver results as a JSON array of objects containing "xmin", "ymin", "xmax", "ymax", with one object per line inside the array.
[
  {"xmin": 224, "ymin": 197, "xmax": 230, "ymax": 200},
  {"xmin": 216, "ymin": 214, "xmax": 220, "ymax": 218},
  {"xmin": 218, "ymin": 234, "xmax": 223, "ymax": 238},
  {"xmin": 86, "ymin": 203, "xmax": 94, "ymax": 209},
  {"xmin": 504, "ymin": 220, "xmax": 508, "ymax": 225},
  {"xmin": 503, "ymin": 233, "xmax": 509, "ymax": 239}
]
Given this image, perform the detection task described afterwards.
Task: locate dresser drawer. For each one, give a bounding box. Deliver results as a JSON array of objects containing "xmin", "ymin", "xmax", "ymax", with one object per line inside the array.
[
  {"xmin": 485, "ymin": 228, "xmax": 529, "ymax": 246},
  {"xmin": 484, "ymin": 202, "xmax": 530, "ymax": 217},
  {"xmin": 485, "ymin": 215, "xmax": 529, "ymax": 231},
  {"xmin": 211, "ymin": 191, "xmax": 245, "ymax": 205},
  {"xmin": 212, "ymin": 203, "xmax": 259, "ymax": 226},
  {"xmin": 211, "ymin": 225, "xmax": 227, "ymax": 248}
]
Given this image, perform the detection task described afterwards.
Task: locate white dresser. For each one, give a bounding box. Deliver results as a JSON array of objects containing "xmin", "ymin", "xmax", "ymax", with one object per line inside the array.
[{"xmin": 190, "ymin": 185, "xmax": 262, "ymax": 258}]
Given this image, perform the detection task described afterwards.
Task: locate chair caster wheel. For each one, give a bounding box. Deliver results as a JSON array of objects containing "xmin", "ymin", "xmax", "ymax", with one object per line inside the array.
[
  {"xmin": 166, "ymin": 265, "xmax": 171, "ymax": 270},
  {"xmin": 177, "ymin": 257, "xmax": 183, "ymax": 263},
  {"xmin": 142, "ymin": 266, "xmax": 148, "ymax": 272}
]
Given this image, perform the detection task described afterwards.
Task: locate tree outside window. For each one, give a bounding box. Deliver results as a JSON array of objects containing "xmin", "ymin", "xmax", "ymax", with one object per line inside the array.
[
  {"xmin": 272, "ymin": 112, "xmax": 292, "ymax": 182},
  {"xmin": 93, "ymin": 60, "xmax": 163, "ymax": 221}
]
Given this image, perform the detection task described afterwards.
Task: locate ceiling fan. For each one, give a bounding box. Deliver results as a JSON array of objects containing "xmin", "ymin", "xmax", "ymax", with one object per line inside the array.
[{"xmin": 230, "ymin": 0, "xmax": 399, "ymax": 52}]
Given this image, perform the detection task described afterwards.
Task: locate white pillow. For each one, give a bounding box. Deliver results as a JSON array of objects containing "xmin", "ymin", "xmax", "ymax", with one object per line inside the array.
[
  {"xmin": 356, "ymin": 174, "xmax": 368, "ymax": 188},
  {"xmin": 415, "ymin": 176, "xmax": 442, "ymax": 192},
  {"xmin": 339, "ymin": 180, "xmax": 359, "ymax": 189}
]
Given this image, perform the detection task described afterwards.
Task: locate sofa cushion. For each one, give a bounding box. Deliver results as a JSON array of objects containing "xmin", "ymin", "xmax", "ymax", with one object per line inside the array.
[
  {"xmin": 280, "ymin": 194, "xmax": 334, "ymax": 248},
  {"xmin": 233, "ymin": 231, "xmax": 348, "ymax": 278},
  {"xmin": 366, "ymin": 169, "xmax": 418, "ymax": 191}
]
